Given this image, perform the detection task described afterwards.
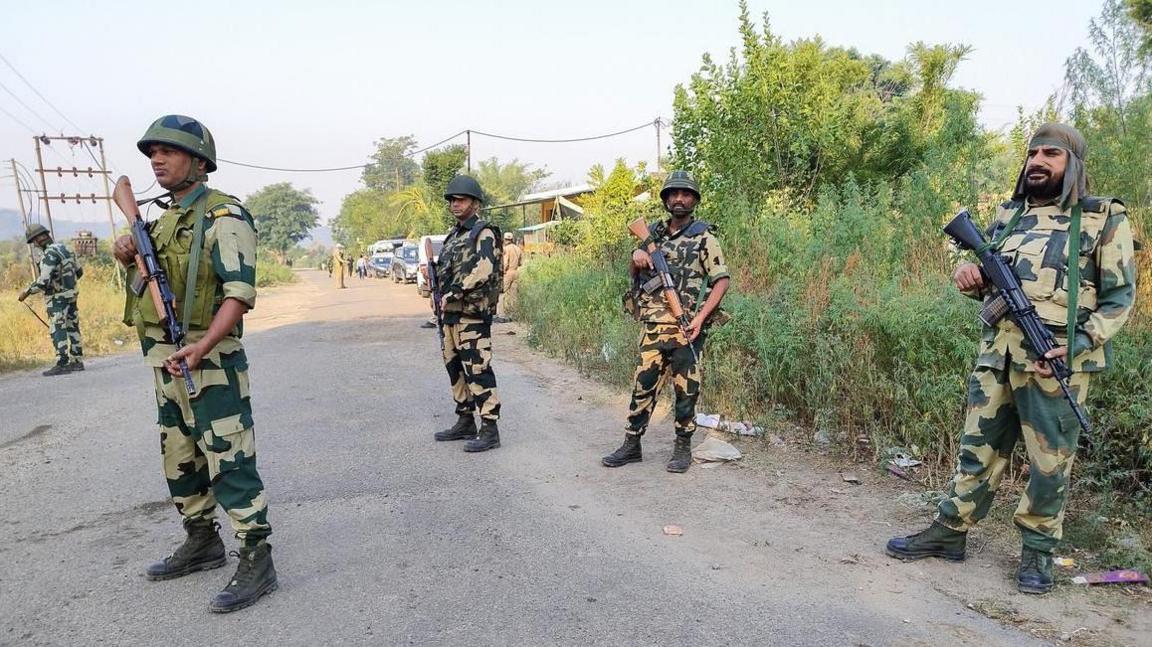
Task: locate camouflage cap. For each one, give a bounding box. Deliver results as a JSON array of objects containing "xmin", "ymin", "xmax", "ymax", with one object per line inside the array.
[
  {"xmin": 25, "ymin": 223, "xmax": 51, "ymax": 243},
  {"xmin": 137, "ymin": 115, "xmax": 218, "ymax": 173},
  {"xmin": 660, "ymin": 170, "xmax": 701, "ymax": 202}
]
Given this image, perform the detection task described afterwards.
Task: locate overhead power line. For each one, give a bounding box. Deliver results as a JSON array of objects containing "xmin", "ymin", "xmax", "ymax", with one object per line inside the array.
[
  {"xmin": 0, "ymin": 51, "xmax": 85, "ymax": 133},
  {"xmin": 0, "ymin": 103, "xmax": 37, "ymax": 133},
  {"xmin": 0, "ymin": 79, "xmax": 61, "ymax": 133},
  {"xmin": 214, "ymin": 120, "xmax": 659, "ymax": 173}
]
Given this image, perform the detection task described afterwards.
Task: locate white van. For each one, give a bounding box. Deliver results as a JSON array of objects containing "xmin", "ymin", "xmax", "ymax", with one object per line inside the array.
[{"xmin": 416, "ymin": 234, "xmax": 447, "ymax": 298}]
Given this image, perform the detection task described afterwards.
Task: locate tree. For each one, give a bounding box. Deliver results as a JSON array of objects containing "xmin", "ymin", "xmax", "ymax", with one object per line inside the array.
[
  {"xmin": 361, "ymin": 136, "xmax": 421, "ymax": 192},
  {"xmin": 246, "ymin": 183, "xmax": 320, "ymax": 264},
  {"xmin": 473, "ymin": 157, "xmax": 550, "ymax": 230},
  {"xmin": 1129, "ymin": 0, "xmax": 1152, "ymax": 55}
]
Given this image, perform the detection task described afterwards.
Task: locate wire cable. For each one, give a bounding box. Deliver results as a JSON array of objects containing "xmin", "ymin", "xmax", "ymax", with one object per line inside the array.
[
  {"xmin": 0, "ymin": 103, "xmax": 38, "ymax": 133},
  {"xmin": 215, "ymin": 130, "xmax": 468, "ymax": 172},
  {"xmin": 469, "ymin": 120, "xmax": 655, "ymax": 143},
  {"xmin": 211, "ymin": 120, "xmax": 656, "ymax": 174},
  {"xmin": 0, "ymin": 79, "xmax": 61, "ymax": 133},
  {"xmin": 0, "ymin": 51, "xmax": 86, "ymax": 134}
]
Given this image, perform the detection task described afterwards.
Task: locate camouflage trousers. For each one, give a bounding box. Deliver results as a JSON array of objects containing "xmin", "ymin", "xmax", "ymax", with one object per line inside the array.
[
  {"xmin": 936, "ymin": 362, "xmax": 1091, "ymax": 553},
  {"xmin": 154, "ymin": 349, "xmax": 270, "ymax": 546},
  {"xmin": 442, "ymin": 317, "xmax": 501, "ymax": 421},
  {"xmin": 46, "ymin": 296, "xmax": 82, "ymax": 364},
  {"xmin": 626, "ymin": 323, "xmax": 704, "ymax": 438}
]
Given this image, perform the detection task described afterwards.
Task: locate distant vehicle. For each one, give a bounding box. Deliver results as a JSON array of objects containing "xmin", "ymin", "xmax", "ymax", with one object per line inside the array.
[
  {"xmin": 369, "ymin": 254, "xmax": 392, "ymax": 278},
  {"xmin": 391, "ymin": 244, "xmax": 419, "ymax": 283},
  {"xmin": 367, "ymin": 238, "xmax": 405, "ymax": 256},
  {"xmin": 416, "ymin": 234, "xmax": 447, "ymax": 298}
]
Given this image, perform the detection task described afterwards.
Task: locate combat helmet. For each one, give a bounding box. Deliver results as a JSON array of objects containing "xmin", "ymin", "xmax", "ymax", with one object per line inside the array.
[
  {"xmin": 137, "ymin": 115, "xmax": 217, "ymax": 172},
  {"xmin": 659, "ymin": 170, "xmax": 701, "ymax": 202},
  {"xmin": 25, "ymin": 223, "xmax": 51, "ymax": 244},
  {"xmin": 443, "ymin": 175, "xmax": 485, "ymax": 203}
]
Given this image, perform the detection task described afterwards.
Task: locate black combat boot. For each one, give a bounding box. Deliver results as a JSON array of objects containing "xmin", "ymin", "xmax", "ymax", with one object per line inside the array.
[
  {"xmin": 434, "ymin": 414, "xmax": 477, "ymax": 441},
  {"xmin": 42, "ymin": 362, "xmax": 70, "ymax": 376},
  {"xmin": 602, "ymin": 433, "xmax": 643, "ymax": 467},
  {"xmin": 67, "ymin": 360, "xmax": 84, "ymax": 371},
  {"xmin": 145, "ymin": 519, "xmax": 227, "ymax": 581},
  {"xmin": 1017, "ymin": 546, "xmax": 1054, "ymax": 594},
  {"xmin": 666, "ymin": 436, "xmax": 693, "ymax": 473},
  {"xmin": 885, "ymin": 521, "xmax": 967, "ymax": 561},
  {"xmin": 464, "ymin": 421, "xmax": 500, "ymax": 452},
  {"xmin": 208, "ymin": 542, "xmax": 278, "ymax": 613}
]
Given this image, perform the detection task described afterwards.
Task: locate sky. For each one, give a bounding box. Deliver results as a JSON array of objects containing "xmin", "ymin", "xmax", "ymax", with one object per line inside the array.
[{"xmin": 0, "ymin": 0, "xmax": 1104, "ymax": 232}]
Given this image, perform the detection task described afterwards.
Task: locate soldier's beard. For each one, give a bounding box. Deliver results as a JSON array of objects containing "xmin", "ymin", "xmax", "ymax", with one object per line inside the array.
[
  {"xmin": 1025, "ymin": 170, "xmax": 1063, "ymax": 201},
  {"xmin": 668, "ymin": 205, "xmax": 694, "ymax": 219}
]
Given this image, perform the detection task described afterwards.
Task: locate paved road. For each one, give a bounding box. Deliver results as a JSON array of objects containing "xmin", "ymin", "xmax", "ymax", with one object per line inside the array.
[{"xmin": 0, "ymin": 270, "xmax": 1042, "ymax": 646}]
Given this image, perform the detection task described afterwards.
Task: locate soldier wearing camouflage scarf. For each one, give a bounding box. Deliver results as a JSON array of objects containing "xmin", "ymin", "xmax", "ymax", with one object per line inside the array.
[
  {"xmin": 431, "ymin": 175, "xmax": 505, "ymax": 452},
  {"xmin": 17, "ymin": 223, "xmax": 84, "ymax": 376},
  {"xmin": 887, "ymin": 124, "xmax": 1137, "ymax": 594},
  {"xmin": 602, "ymin": 171, "xmax": 731, "ymax": 473},
  {"xmin": 113, "ymin": 115, "xmax": 277, "ymax": 613}
]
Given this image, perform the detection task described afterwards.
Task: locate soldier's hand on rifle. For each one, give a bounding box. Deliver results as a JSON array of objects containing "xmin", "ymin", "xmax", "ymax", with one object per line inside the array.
[
  {"xmin": 165, "ymin": 341, "xmax": 205, "ymax": 376},
  {"xmin": 953, "ymin": 262, "xmax": 984, "ymax": 291},
  {"xmin": 16, "ymin": 289, "xmax": 28, "ymax": 302},
  {"xmin": 631, "ymin": 249, "xmax": 654, "ymax": 273},
  {"xmin": 685, "ymin": 314, "xmax": 705, "ymax": 342},
  {"xmin": 1034, "ymin": 346, "xmax": 1068, "ymax": 379},
  {"xmin": 113, "ymin": 235, "xmax": 138, "ymax": 266}
]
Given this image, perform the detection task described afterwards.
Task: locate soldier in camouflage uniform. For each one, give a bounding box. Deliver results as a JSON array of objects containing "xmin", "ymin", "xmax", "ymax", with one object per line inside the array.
[
  {"xmin": 18, "ymin": 224, "xmax": 84, "ymax": 376},
  {"xmin": 113, "ymin": 115, "xmax": 278, "ymax": 613},
  {"xmin": 886, "ymin": 124, "xmax": 1137, "ymax": 594},
  {"xmin": 431, "ymin": 175, "xmax": 505, "ymax": 452},
  {"xmin": 602, "ymin": 171, "xmax": 731, "ymax": 473}
]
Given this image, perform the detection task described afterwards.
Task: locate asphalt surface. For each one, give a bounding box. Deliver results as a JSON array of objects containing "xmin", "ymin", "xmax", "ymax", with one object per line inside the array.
[{"xmin": 0, "ymin": 270, "xmax": 1045, "ymax": 646}]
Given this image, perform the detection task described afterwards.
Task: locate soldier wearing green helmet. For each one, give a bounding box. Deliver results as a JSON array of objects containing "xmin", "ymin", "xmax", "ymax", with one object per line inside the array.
[
  {"xmin": 431, "ymin": 174, "xmax": 507, "ymax": 452},
  {"xmin": 112, "ymin": 114, "xmax": 278, "ymax": 613},
  {"xmin": 17, "ymin": 223, "xmax": 85, "ymax": 375},
  {"xmin": 602, "ymin": 170, "xmax": 731, "ymax": 473}
]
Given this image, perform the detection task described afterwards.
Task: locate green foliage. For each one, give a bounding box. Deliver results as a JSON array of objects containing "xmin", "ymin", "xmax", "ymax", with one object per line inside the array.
[
  {"xmin": 473, "ymin": 157, "xmax": 550, "ymax": 231},
  {"xmin": 671, "ymin": 1, "xmax": 983, "ymax": 208},
  {"xmin": 1132, "ymin": 0, "xmax": 1152, "ymax": 55},
  {"xmin": 255, "ymin": 257, "xmax": 297, "ymax": 287},
  {"xmin": 361, "ymin": 135, "xmax": 421, "ymax": 192},
  {"xmin": 577, "ymin": 160, "xmax": 661, "ymax": 261},
  {"xmin": 246, "ymin": 183, "xmax": 320, "ymax": 263},
  {"xmin": 421, "ymin": 145, "xmax": 468, "ymax": 202}
]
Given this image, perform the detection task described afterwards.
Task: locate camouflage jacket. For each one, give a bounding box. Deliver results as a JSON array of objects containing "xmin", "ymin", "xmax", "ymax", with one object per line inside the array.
[
  {"xmin": 125, "ymin": 185, "xmax": 258, "ymax": 368},
  {"xmin": 437, "ymin": 214, "xmax": 502, "ymax": 324},
  {"xmin": 634, "ymin": 218, "xmax": 729, "ymax": 325},
  {"xmin": 26, "ymin": 242, "xmax": 82, "ymax": 299},
  {"xmin": 967, "ymin": 197, "xmax": 1136, "ymax": 373}
]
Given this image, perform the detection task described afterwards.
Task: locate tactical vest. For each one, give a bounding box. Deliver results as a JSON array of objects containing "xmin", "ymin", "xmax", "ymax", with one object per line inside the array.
[
  {"xmin": 136, "ymin": 189, "xmax": 250, "ymax": 330},
  {"xmin": 43, "ymin": 243, "xmax": 80, "ymax": 294},
  {"xmin": 439, "ymin": 217, "xmax": 503, "ymax": 317},
  {"xmin": 992, "ymin": 198, "xmax": 1115, "ymax": 331}
]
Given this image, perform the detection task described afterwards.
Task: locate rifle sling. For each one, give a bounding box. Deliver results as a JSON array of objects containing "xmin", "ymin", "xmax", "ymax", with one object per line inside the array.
[{"xmin": 181, "ymin": 185, "xmax": 209, "ymax": 337}]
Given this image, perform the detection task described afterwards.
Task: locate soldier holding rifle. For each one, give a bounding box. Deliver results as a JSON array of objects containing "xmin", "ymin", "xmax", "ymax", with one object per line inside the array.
[
  {"xmin": 886, "ymin": 124, "xmax": 1137, "ymax": 595},
  {"xmin": 602, "ymin": 171, "xmax": 730, "ymax": 473},
  {"xmin": 112, "ymin": 115, "xmax": 278, "ymax": 612}
]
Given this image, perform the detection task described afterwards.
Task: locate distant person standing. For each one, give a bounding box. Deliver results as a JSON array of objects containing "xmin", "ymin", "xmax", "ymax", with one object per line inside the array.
[
  {"xmin": 332, "ymin": 244, "xmax": 347, "ymax": 288},
  {"xmin": 17, "ymin": 223, "xmax": 84, "ymax": 376},
  {"xmin": 356, "ymin": 255, "xmax": 368, "ymax": 279},
  {"xmin": 495, "ymin": 231, "xmax": 522, "ymax": 323}
]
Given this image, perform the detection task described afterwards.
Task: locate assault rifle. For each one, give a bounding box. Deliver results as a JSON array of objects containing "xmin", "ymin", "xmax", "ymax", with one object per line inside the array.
[
  {"xmin": 944, "ymin": 210, "xmax": 1091, "ymax": 434},
  {"xmin": 627, "ymin": 218, "xmax": 699, "ymax": 363},
  {"xmin": 423, "ymin": 237, "xmax": 444, "ymax": 349},
  {"xmin": 112, "ymin": 176, "xmax": 195, "ymax": 395}
]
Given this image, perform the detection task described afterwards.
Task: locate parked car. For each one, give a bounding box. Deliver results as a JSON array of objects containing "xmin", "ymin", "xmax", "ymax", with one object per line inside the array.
[
  {"xmin": 369, "ymin": 253, "xmax": 392, "ymax": 278},
  {"xmin": 390, "ymin": 244, "xmax": 419, "ymax": 283},
  {"xmin": 416, "ymin": 234, "xmax": 446, "ymax": 298}
]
